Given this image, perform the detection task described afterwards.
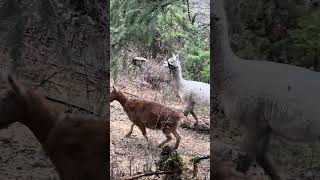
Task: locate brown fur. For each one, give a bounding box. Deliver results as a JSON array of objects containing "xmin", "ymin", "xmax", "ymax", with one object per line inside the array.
[
  {"xmin": 213, "ymin": 161, "xmax": 247, "ymax": 180},
  {"xmin": 213, "ymin": 161, "xmax": 264, "ymax": 180},
  {"xmin": 0, "ymin": 75, "xmax": 107, "ymax": 180},
  {"xmin": 110, "ymin": 86, "xmax": 185, "ymax": 149}
]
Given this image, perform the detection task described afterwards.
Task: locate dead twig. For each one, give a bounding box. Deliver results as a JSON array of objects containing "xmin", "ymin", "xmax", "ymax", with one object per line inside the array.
[
  {"xmin": 35, "ymin": 71, "xmax": 60, "ymax": 88},
  {"xmin": 191, "ymin": 155, "xmax": 210, "ymax": 178},
  {"xmin": 120, "ymin": 170, "xmax": 173, "ymax": 180},
  {"xmin": 181, "ymin": 123, "xmax": 210, "ymax": 134},
  {"xmin": 45, "ymin": 96, "xmax": 99, "ymax": 116}
]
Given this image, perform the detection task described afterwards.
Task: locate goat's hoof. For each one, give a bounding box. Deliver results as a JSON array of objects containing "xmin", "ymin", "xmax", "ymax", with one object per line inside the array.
[
  {"xmin": 158, "ymin": 144, "xmax": 163, "ymax": 148},
  {"xmin": 183, "ymin": 112, "xmax": 188, "ymax": 116},
  {"xmin": 125, "ymin": 134, "xmax": 131, "ymax": 137}
]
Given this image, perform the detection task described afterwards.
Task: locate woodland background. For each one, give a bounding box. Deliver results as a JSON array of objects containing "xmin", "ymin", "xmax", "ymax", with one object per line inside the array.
[
  {"xmin": 226, "ymin": 0, "xmax": 320, "ymax": 71},
  {"xmin": 0, "ymin": 0, "xmax": 108, "ymax": 179},
  {"xmin": 214, "ymin": 0, "xmax": 320, "ymax": 179}
]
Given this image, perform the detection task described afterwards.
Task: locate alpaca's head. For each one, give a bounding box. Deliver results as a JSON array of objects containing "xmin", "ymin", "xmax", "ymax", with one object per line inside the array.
[
  {"xmin": 163, "ymin": 53, "xmax": 181, "ymax": 70},
  {"xmin": 0, "ymin": 75, "xmax": 28, "ymax": 128}
]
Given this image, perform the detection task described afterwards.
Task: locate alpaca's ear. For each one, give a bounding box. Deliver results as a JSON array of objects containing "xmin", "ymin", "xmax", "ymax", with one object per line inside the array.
[
  {"xmin": 172, "ymin": 52, "xmax": 176, "ymax": 58},
  {"xmin": 8, "ymin": 75, "xmax": 22, "ymax": 96},
  {"xmin": 163, "ymin": 60, "xmax": 169, "ymax": 67},
  {"xmin": 175, "ymin": 53, "xmax": 179, "ymax": 60}
]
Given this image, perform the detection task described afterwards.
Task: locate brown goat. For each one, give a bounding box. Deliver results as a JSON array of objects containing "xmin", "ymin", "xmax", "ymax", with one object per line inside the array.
[
  {"xmin": 213, "ymin": 161, "xmax": 247, "ymax": 180},
  {"xmin": 213, "ymin": 161, "xmax": 266, "ymax": 180},
  {"xmin": 0, "ymin": 75, "xmax": 107, "ymax": 180},
  {"xmin": 110, "ymin": 86, "xmax": 186, "ymax": 149}
]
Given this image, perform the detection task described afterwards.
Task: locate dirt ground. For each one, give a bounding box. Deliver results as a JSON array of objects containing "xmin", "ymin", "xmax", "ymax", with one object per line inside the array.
[
  {"xmin": 0, "ymin": 123, "xmax": 59, "ymax": 180},
  {"xmin": 110, "ymin": 79, "xmax": 210, "ymax": 179},
  {"xmin": 212, "ymin": 114, "xmax": 320, "ymax": 180}
]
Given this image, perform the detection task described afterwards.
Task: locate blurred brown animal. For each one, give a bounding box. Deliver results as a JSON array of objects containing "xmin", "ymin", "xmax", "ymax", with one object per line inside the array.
[
  {"xmin": 213, "ymin": 161, "xmax": 266, "ymax": 180},
  {"xmin": 0, "ymin": 75, "xmax": 107, "ymax": 180},
  {"xmin": 110, "ymin": 86, "xmax": 188, "ymax": 149},
  {"xmin": 213, "ymin": 161, "xmax": 247, "ymax": 180}
]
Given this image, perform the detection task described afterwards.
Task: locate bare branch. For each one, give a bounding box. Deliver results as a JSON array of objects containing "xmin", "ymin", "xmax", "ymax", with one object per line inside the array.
[
  {"xmin": 120, "ymin": 170, "xmax": 173, "ymax": 180},
  {"xmin": 191, "ymin": 155, "xmax": 210, "ymax": 178},
  {"xmin": 45, "ymin": 96, "xmax": 99, "ymax": 116}
]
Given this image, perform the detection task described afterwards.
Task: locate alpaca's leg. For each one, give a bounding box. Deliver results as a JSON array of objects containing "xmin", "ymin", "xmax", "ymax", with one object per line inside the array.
[
  {"xmin": 126, "ymin": 123, "xmax": 135, "ymax": 137},
  {"xmin": 159, "ymin": 128, "xmax": 172, "ymax": 148},
  {"xmin": 171, "ymin": 130, "xmax": 181, "ymax": 149},
  {"xmin": 183, "ymin": 101, "xmax": 195, "ymax": 117},
  {"xmin": 236, "ymin": 127, "xmax": 266, "ymax": 173},
  {"xmin": 190, "ymin": 109, "xmax": 199, "ymax": 125},
  {"xmin": 256, "ymin": 134, "xmax": 281, "ymax": 180}
]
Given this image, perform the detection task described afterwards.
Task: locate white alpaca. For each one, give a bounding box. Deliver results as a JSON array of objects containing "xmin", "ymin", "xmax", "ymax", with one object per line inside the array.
[{"xmin": 163, "ymin": 53, "xmax": 210, "ymax": 125}]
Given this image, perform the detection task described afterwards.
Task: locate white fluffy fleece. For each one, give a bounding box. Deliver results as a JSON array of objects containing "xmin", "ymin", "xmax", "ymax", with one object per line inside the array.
[{"xmin": 163, "ymin": 54, "xmax": 210, "ymax": 107}]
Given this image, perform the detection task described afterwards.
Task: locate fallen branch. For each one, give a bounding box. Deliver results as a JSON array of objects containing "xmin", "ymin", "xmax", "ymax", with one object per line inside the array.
[
  {"xmin": 45, "ymin": 96, "xmax": 100, "ymax": 117},
  {"xmin": 181, "ymin": 123, "xmax": 210, "ymax": 134},
  {"xmin": 36, "ymin": 71, "xmax": 60, "ymax": 88},
  {"xmin": 191, "ymin": 155, "xmax": 210, "ymax": 178},
  {"xmin": 120, "ymin": 171, "xmax": 173, "ymax": 180}
]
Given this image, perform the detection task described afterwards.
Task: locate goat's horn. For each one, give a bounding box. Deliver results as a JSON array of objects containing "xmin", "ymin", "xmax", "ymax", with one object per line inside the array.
[{"xmin": 8, "ymin": 75, "xmax": 21, "ymax": 95}]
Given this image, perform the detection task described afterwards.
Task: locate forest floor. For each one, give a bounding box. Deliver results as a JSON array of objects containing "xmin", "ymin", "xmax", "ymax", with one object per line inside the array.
[
  {"xmin": 212, "ymin": 114, "xmax": 320, "ymax": 180},
  {"xmin": 110, "ymin": 77, "xmax": 210, "ymax": 179},
  {"xmin": 0, "ymin": 124, "xmax": 58, "ymax": 180}
]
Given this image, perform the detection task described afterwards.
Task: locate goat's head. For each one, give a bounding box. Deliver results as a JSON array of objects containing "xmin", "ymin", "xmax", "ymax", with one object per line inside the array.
[
  {"xmin": 163, "ymin": 53, "xmax": 181, "ymax": 70},
  {"xmin": 0, "ymin": 75, "xmax": 30, "ymax": 128},
  {"xmin": 110, "ymin": 86, "xmax": 122, "ymax": 102}
]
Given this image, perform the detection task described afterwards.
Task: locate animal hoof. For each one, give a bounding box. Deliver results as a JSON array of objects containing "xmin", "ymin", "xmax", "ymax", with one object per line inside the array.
[
  {"xmin": 183, "ymin": 111, "xmax": 188, "ymax": 116},
  {"xmin": 125, "ymin": 134, "xmax": 131, "ymax": 137}
]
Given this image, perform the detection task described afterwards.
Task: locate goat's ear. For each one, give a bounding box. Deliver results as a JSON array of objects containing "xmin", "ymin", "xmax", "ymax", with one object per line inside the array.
[
  {"xmin": 112, "ymin": 85, "xmax": 117, "ymax": 92},
  {"xmin": 8, "ymin": 75, "xmax": 21, "ymax": 96}
]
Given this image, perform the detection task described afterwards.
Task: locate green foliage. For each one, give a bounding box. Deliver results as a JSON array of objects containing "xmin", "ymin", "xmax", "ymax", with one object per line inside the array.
[
  {"xmin": 111, "ymin": 0, "xmax": 210, "ymax": 83},
  {"xmin": 182, "ymin": 29, "xmax": 210, "ymax": 83},
  {"xmin": 226, "ymin": 0, "xmax": 320, "ymax": 70},
  {"xmin": 111, "ymin": 0, "xmax": 189, "ymax": 51},
  {"xmin": 289, "ymin": 10, "xmax": 320, "ymax": 61}
]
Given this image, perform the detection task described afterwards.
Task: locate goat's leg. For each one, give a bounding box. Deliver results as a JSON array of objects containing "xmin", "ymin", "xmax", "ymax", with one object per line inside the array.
[
  {"xmin": 158, "ymin": 129, "xmax": 172, "ymax": 148},
  {"xmin": 126, "ymin": 123, "xmax": 135, "ymax": 137},
  {"xmin": 256, "ymin": 134, "xmax": 281, "ymax": 180},
  {"xmin": 236, "ymin": 128, "xmax": 266, "ymax": 173},
  {"xmin": 137, "ymin": 125, "xmax": 149, "ymax": 143},
  {"xmin": 171, "ymin": 130, "xmax": 181, "ymax": 149}
]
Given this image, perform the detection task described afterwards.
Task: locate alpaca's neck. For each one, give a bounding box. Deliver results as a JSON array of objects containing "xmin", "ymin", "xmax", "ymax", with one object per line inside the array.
[
  {"xmin": 171, "ymin": 68, "xmax": 184, "ymax": 90},
  {"xmin": 21, "ymin": 98, "xmax": 57, "ymax": 144},
  {"xmin": 212, "ymin": 0, "xmax": 236, "ymax": 90}
]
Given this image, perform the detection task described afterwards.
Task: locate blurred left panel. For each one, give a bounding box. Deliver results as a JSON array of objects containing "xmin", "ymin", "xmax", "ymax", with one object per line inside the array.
[{"xmin": 0, "ymin": 0, "xmax": 109, "ymax": 179}]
